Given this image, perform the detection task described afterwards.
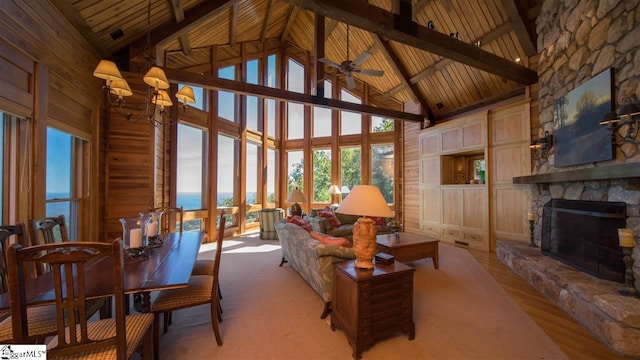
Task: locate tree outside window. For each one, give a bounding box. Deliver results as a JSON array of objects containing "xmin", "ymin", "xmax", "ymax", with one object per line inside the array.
[
  {"xmin": 371, "ymin": 144, "xmax": 394, "ymax": 203},
  {"xmin": 312, "ymin": 149, "xmax": 331, "ymax": 203}
]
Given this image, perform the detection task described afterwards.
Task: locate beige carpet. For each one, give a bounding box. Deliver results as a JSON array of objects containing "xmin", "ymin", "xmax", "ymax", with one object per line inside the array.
[{"xmin": 156, "ymin": 233, "xmax": 568, "ymax": 360}]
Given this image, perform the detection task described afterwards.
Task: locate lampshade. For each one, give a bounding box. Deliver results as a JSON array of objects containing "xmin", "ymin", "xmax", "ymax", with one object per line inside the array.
[
  {"xmin": 93, "ymin": 60, "xmax": 123, "ymax": 82},
  {"xmin": 143, "ymin": 66, "xmax": 170, "ymax": 90},
  {"xmin": 341, "ymin": 186, "xmax": 350, "ymax": 194},
  {"xmin": 286, "ymin": 188, "xmax": 307, "ymax": 203},
  {"xmin": 336, "ymin": 185, "xmax": 392, "ymax": 218},
  {"xmin": 176, "ymin": 86, "xmax": 196, "ymax": 104},
  {"xmin": 328, "ymin": 185, "xmax": 342, "ymax": 195},
  {"xmin": 152, "ymin": 90, "xmax": 173, "ymax": 107},
  {"xmin": 109, "ymin": 79, "xmax": 132, "ymax": 98}
]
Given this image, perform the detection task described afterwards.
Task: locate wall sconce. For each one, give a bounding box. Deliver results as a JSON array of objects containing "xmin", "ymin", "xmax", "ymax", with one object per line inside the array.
[
  {"xmin": 600, "ymin": 95, "xmax": 640, "ymax": 145},
  {"xmin": 529, "ymin": 130, "xmax": 554, "ymax": 159}
]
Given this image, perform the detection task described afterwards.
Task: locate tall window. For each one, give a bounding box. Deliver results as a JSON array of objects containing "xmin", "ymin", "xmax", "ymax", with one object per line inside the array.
[
  {"xmin": 218, "ymin": 135, "xmax": 237, "ymax": 207},
  {"xmin": 46, "ymin": 127, "xmax": 77, "ymax": 240},
  {"xmin": 267, "ymin": 54, "xmax": 277, "ymax": 88},
  {"xmin": 267, "ymin": 148, "xmax": 276, "ymax": 203},
  {"xmin": 177, "ymin": 123, "xmax": 205, "ymax": 211},
  {"xmin": 218, "ymin": 66, "xmax": 236, "ymax": 122},
  {"xmin": 340, "ymin": 90, "xmax": 361, "ymax": 135},
  {"xmin": 246, "ymin": 142, "xmax": 259, "ymax": 222},
  {"xmin": 312, "ymin": 149, "xmax": 331, "ymax": 203},
  {"xmin": 287, "ymin": 150, "xmax": 303, "ymax": 194},
  {"xmin": 371, "ymin": 115, "xmax": 394, "ymax": 133},
  {"xmin": 246, "ymin": 59, "xmax": 259, "ymax": 130},
  {"xmin": 313, "ymin": 81, "xmax": 332, "ymax": 138},
  {"xmin": 267, "ymin": 99, "xmax": 276, "ymax": 138},
  {"xmin": 0, "ymin": 113, "xmax": 4, "ymax": 221},
  {"xmin": 287, "ymin": 59, "xmax": 304, "ymax": 93},
  {"xmin": 371, "ymin": 144, "xmax": 394, "ymax": 203},
  {"xmin": 341, "ymin": 146, "xmax": 361, "ymax": 200},
  {"xmin": 287, "ymin": 102, "xmax": 304, "ymax": 139}
]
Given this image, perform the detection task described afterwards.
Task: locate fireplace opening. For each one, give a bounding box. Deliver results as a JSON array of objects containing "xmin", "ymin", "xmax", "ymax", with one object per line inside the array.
[{"xmin": 541, "ymin": 199, "xmax": 626, "ymax": 283}]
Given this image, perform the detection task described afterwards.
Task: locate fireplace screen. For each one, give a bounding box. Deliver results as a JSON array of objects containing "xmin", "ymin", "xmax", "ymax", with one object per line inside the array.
[{"xmin": 541, "ymin": 199, "xmax": 626, "ymax": 283}]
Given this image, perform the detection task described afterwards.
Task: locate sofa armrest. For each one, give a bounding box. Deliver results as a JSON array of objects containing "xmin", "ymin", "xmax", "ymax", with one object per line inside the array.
[
  {"xmin": 312, "ymin": 243, "xmax": 355, "ymax": 259},
  {"xmin": 307, "ymin": 216, "xmax": 330, "ymax": 233}
]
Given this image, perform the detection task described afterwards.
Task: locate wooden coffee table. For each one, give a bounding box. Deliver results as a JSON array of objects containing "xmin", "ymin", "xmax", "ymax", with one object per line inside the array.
[{"xmin": 376, "ymin": 232, "xmax": 439, "ymax": 268}]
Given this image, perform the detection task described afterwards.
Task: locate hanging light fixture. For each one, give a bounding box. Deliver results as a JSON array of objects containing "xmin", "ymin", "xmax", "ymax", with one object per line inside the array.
[{"xmin": 92, "ymin": 0, "xmax": 195, "ymax": 127}]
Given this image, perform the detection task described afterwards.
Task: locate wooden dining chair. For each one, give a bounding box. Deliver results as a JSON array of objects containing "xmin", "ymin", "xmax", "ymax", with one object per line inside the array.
[
  {"xmin": 0, "ymin": 222, "xmax": 106, "ymax": 344},
  {"xmin": 149, "ymin": 206, "xmax": 184, "ymax": 234},
  {"xmin": 6, "ymin": 239, "xmax": 154, "ymax": 359},
  {"xmin": 151, "ymin": 209, "xmax": 226, "ymax": 359}
]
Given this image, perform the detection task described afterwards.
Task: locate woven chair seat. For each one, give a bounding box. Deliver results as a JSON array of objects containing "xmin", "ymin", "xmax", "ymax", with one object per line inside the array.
[
  {"xmin": 0, "ymin": 298, "xmax": 106, "ymax": 342},
  {"xmin": 191, "ymin": 259, "xmax": 214, "ymax": 276},
  {"xmin": 151, "ymin": 275, "xmax": 212, "ymax": 312},
  {"xmin": 47, "ymin": 313, "xmax": 153, "ymax": 359}
]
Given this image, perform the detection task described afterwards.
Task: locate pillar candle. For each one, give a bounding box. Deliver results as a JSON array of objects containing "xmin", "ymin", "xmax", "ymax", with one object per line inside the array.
[
  {"xmin": 147, "ymin": 221, "xmax": 158, "ymax": 237},
  {"xmin": 618, "ymin": 228, "xmax": 635, "ymax": 247},
  {"xmin": 130, "ymin": 229, "xmax": 142, "ymax": 248},
  {"xmin": 527, "ymin": 210, "xmax": 535, "ymax": 221}
]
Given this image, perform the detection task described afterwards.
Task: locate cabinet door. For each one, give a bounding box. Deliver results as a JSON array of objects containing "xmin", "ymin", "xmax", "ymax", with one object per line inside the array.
[
  {"xmin": 461, "ymin": 121, "xmax": 485, "ymax": 149},
  {"xmin": 441, "ymin": 188, "xmax": 462, "ymax": 227},
  {"xmin": 462, "ymin": 188, "xmax": 486, "ymax": 232},
  {"xmin": 421, "ymin": 188, "xmax": 441, "ymax": 224},
  {"xmin": 440, "ymin": 128, "xmax": 461, "ymax": 153},
  {"xmin": 420, "ymin": 132, "xmax": 440, "ymax": 156},
  {"xmin": 420, "ymin": 157, "xmax": 440, "ymax": 186}
]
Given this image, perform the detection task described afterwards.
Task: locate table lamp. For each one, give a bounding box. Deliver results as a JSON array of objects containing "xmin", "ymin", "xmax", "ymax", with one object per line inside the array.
[
  {"xmin": 286, "ymin": 187, "xmax": 307, "ymax": 217},
  {"xmin": 336, "ymin": 185, "xmax": 393, "ymax": 269},
  {"xmin": 328, "ymin": 185, "xmax": 342, "ymax": 204}
]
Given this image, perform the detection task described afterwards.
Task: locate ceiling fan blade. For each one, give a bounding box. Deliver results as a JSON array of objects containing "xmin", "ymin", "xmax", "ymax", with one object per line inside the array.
[
  {"xmin": 351, "ymin": 51, "xmax": 372, "ymax": 67},
  {"xmin": 346, "ymin": 74, "xmax": 356, "ymax": 89},
  {"xmin": 318, "ymin": 58, "xmax": 341, "ymax": 69},
  {"xmin": 356, "ymin": 69, "xmax": 385, "ymax": 77}
]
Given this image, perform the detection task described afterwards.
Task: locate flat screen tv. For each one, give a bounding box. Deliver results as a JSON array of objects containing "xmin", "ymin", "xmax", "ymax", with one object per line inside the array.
[{"xmin": 553, "ymin": 68, "xmax": 614, "ymax": 167}]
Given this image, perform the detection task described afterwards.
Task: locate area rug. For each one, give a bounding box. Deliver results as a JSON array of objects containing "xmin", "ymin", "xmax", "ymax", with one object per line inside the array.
[{"xmin": 155, "ymin": 234, "xmax": 568, "ymax": 360}]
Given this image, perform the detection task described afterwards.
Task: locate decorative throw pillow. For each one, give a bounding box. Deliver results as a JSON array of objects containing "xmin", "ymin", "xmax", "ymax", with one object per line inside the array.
[
  {"xmin": 367, "ymin": 216, "xmax": 386, "ymax": 226},
  {"xmin": 319, "ymin": 206, "xmax": 341, "ymax": 229},
  {"xmin": 286, "ymin": 215, "xmax": 312, "ymax": 233},
  {"xmin": 310, "ymin": 231, "xmax": 351, "ymax": 248}
]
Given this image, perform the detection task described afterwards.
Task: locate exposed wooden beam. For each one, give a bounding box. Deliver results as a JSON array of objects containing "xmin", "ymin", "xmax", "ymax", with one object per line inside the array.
[
  {"xmin": 167, "ymin": 0, "xmax": 193, "ymax": 56},
  {"xmin": 500, "ymin": 0, "xmax": 536, "ymax": 56},
  {"xmin": 373, "ymin": 36, "xmax": 421, "ymax": 106},
  {"xmin": 126, "ymin": 0, "xmax": 238, "ymax": 60},
  {"xmin": 315, "ymin": 14, "xmax": 325, "ymax": 97},
  {"xmin": 48, "ymin": 0, "xmax": 107, "ymax": 58},
  {"xmin": 260, "ymin": 0, "xmax": 274, "ymax": 43},
  {"xmin": 164, "ymin": 68, "xmax": 423, "ymax": 122},
  {"xmin": 384, "ymin": 22, "xmax": 514, "ymax": 98},
  {"xmin": 230, "ymin": 2, "xmax": 239, "ymax": 47},
  {"xmin": 435, "ymin": 87, "xmax": 526, "ymax": 121},
  {"xmin": 278, "ymin": 0, "xmax": 537, "ymax": 84},
  {"xmin": 281, "ymin": 5, "xmax": 300, "ymax": 43}
]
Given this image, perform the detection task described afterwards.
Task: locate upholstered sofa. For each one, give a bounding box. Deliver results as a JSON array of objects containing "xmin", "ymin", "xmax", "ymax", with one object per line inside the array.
[
  {"xmin": 274, "ymin": 221, "xmax": 355, "ymax": 319},
  {"xmin": 305, "ymin": 208, "xmax": 395, "ymax": 240}
]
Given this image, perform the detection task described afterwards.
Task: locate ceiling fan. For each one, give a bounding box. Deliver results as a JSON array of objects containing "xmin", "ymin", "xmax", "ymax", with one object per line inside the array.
[{"xmin": 318, "ymin": 24, "xmax": 384, "ymax": 89}]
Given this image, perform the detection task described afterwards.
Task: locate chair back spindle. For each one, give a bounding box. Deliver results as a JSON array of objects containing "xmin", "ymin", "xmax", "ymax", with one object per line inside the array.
[{"xmin": 0, "ymin": 223, "xmax": 28, "ymax": 293}]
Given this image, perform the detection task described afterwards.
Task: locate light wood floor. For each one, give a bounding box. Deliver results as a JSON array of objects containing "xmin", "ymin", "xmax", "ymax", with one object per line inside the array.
[{"xmin": 467, "ymin": 248, "xmax": 630, "ymax": 359}]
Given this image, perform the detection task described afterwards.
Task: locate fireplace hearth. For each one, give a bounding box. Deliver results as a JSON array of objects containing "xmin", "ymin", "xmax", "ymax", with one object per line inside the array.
[{"xmin": 541, "ymin": 199, "xmax": 626, "ymax": 283}]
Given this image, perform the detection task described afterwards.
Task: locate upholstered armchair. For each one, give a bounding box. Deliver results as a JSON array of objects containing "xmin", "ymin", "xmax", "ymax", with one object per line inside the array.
[{"xmin": 258, "ymin": 208, "xmax": 285, "ymax": 240}]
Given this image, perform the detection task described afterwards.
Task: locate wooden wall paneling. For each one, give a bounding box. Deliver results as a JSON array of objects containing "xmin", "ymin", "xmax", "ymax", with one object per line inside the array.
[
  {"xmin": 0, "ymin": 40, "xmax": 34, "ymax": 117},
  {"xmin": 402, "ymin": 102, "xmax": 421, "ymax": 234}
]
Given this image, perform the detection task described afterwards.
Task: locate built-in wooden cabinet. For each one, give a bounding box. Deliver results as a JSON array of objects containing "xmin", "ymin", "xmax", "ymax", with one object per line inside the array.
[{"xmin": 418, "ymin": 100, "xmax": 531, "ymax": 251}]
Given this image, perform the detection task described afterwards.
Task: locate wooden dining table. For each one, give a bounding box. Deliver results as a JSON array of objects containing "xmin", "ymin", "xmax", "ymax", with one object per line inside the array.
[{"xmin": 0, "ymin": 231, "xmax": 204, "ymax": 313}]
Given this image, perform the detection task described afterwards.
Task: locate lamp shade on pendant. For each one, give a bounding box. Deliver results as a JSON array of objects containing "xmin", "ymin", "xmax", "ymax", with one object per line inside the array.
[
  {"xmin": 93, "ymin": 60, "xmax": 124, "ymax": 82},
  {"xmin": 336, "ymin": 185, "xmax": 393, "ymax": 269},
  {"xmin": 152, "ymin": 90, "xmax": 173, "ymax": 107},
  {"xmin": 109, "ymin": 79, "xmax": 133, "ymax": 98},
  {"xmin": 143, "ymin": 66, "xmax": 170, "ymax": 90},
  {"xmin": 176, "ymin": 86, "xmax": 196, "ymax": 104}
]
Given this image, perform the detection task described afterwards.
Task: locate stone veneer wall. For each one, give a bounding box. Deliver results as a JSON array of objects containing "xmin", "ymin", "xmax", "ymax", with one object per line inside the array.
[{"xmin": 533, "ymin": 0, "xmax": 640, "ymax": 289}]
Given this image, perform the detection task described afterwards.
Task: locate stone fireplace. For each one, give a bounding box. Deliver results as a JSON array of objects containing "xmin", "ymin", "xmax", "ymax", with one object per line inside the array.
[{"xmin": 503, "ymin": 0, "xmax": 640, "ymax": 356}]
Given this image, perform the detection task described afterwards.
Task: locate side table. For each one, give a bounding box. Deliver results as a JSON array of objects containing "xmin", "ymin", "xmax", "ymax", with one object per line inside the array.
[{"xmin": 331, "ymin": 260, "xmax": 415, "ymax": 359}]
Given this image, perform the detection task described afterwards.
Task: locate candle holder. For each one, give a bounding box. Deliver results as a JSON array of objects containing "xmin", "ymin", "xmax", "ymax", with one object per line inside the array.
[
  {"xmin": 119, "ymin": 215, "xmax": 151, "ymax": 261},
  {"xmin": 140, "ymin": 210, "xmax": 164, "ymax": 248},
  {"xmin": 529, "ymin": 219, "xmax": 537, "ymax": 247},
  {"xmin": 619, "ymin": 246, "xmax": 640, "ymax": 298}
]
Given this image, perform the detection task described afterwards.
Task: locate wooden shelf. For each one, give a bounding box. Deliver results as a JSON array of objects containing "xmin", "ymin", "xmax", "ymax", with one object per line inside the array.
[{"xmin": 513, "ymin": 163, "xmax": 640, "ymax": 184}]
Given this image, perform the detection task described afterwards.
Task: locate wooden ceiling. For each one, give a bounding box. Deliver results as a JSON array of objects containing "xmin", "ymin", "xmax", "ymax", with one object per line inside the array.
[{"xmin": 53, "ymin": 0, "xmax": 540, "ymax": 120}]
